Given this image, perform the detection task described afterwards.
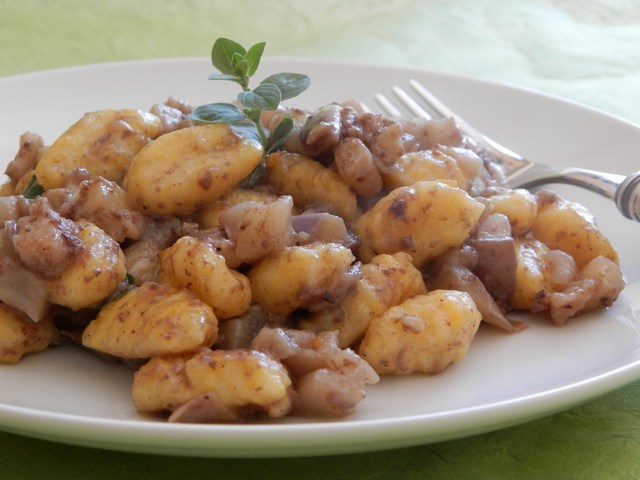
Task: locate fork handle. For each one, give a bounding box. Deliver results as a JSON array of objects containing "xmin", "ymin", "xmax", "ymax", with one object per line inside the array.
[
  {"xmin": 614, "ymin": 170, "xmax": 640, "ymax": 221},
  {"xmin": 523, "ymin": 168, "xmax": 640, "ymax": 222},
  {"xmin": 563, "ymin": 168, "xmax": 640, "ymax": 221}
]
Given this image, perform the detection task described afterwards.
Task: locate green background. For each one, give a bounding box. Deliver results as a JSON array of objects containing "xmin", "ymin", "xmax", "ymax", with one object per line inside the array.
[{"xmin": 1, "ymin": 1, "xmax": 639, "ymax": 478}]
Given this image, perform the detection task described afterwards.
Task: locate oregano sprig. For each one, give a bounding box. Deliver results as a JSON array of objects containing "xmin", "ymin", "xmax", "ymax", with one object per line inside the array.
[
  {"xmin": 192, "ymin": 38, "xmax": 310, "ymax": 155},
  {"xmin": 23, "ymin": 175, "xmax": 44, "ymax": 199}
]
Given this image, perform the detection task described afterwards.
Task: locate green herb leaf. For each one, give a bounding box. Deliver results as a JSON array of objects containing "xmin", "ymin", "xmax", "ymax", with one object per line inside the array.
[
  {"xmin": 23, "ymin": 175, "xmax": 44, "ymax": 199},
  {"xmin": 98, "ymin": 273, "xmax": 137, "ymax": 307},
  {"xmin": 267, "ymin": 116, "xmax": 294, "ymax": 153},
  {"xmin": 238, "ymin": 83, "xmax": 281, "ymax": 111},
  {"xmin": 261, "ymin": 73, "xmax": 310, "ymax": 101},
  {"xmin": 240, "ymin": 161, "xmax": 266, "ymax": 189},
  {"xmin": 229, "ymin": 122, "xmax": 261, "ymax": 144},
  {"xmin": 232, "ymin": 56, "xmax": 249, "ymax": 82},
  {"xmin": 199, "ymin": 38, "xmax": 311, "ymax": 159},
  {"xmin": 245, "ymin": 42, "xmax": 266, "ymax": 77},
  {"xmin": 192, "ymin": 103, "xmax": 247, "ymax": 123},
  {"xmin": 211, "ymin": 38, "xmax": 247, "ymax": 75}
]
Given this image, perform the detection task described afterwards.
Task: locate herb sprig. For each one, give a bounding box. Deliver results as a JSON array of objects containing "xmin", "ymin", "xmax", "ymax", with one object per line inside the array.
[
  {"xmin": 23, "ymin": 175, "xmax": 44, "ymax": 199},
  {"xmin": 192, "ymin": 38, "xmax": 310, "ymax": 155}
]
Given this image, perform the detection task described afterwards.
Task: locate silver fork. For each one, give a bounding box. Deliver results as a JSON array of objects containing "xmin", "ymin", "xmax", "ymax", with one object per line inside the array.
[{"xmin": 375, "ymin": 79, "xmax": 640, "ymax": 222}]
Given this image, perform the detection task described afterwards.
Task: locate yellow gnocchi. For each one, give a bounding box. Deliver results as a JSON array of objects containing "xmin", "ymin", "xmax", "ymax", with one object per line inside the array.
[
  {"xmin": 82, "ymin": 282, "xmax": 218, "ymax": 358},
  {"xmin": 531, "ymin": 191, "xmax": 619, "ymax": 268},
  {"xmin": 0, "ymin": 303, "xmax": 58, "ymax": 364},
  {"xmin": 132, "ymin": 348, "xmax": 292, "ymax": 418},
  {"xmin": 265, "ymin": 151, "xmax": 359, "ymax": 221},
  {"xmin": 35, "ymin": 109, "xmax": 162, "ymax": 189},
  {"xmin": 487, "ymin": 188, "xmax": 538, "ymax": 236},
  {"xmin": 197, "ymin": 187, "xmax": 278, "ymax": 229},
  {"xmin": 301, "ymin": 252, "xmax": 427, "ymax": 348},
  {"xmin": 359, "ymin": 290, "xmax": 482, "ymax": 375},
  {"xmin": 47, "ymin": 221, "xmax": 127, "ymax": 311},
  {"xmin": 383, "ymin": 147, "xmax": 473, "ymax": 191},
  {"xmin": 355, "ymin": 181, "xmax": 485, "ymax": 267},
  {"xmin": 511, "ymin": 238, "xmax": 550, "ymax": 311},
  {"xmin": 124, "ymin": 123, "xmax": 263, "ymax": 216},
  {"xmin": 249, "ymin": 242, "xmax": 356, "ymax": 316},
  {"xmin": 157, "ymin": 236, "xmax": 251, "ymax": 319}
]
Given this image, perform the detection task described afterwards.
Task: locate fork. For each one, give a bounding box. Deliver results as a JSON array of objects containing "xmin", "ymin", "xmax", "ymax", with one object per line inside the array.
[{"xmin": 375, "ymin": 79, "xmax": 640, "ymax": 222}]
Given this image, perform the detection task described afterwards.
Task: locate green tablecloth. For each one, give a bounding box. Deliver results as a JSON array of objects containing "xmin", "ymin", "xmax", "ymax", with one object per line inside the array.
[{"xmin": 1, "ymin": 0, "xmax": 639, "ymax": 478}]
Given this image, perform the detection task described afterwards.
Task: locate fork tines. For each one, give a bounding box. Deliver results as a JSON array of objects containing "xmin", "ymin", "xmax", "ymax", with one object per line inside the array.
[{"xmin": 376, "ymin": 79, "xmax": 456, "ymax": 121}]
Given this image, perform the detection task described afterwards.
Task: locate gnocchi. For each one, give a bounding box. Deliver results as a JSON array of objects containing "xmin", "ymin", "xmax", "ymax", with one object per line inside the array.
[
  {"xmin": 124, "ymin": 123, "xmax": 263, "ymax": 216},
  {"xmin": 0, "ymin": 303, "xmax": 58, "ymax": 363},
  {"xmin": 487, "ymin": 188, "xmax": 538, "ymax": 236},
  {"xmin": 157, "ymin": 236, "xmax": 252, "ymax": 319},
  {"xmin": 266, "ymin": 151, "xmax": 359, "ymax": 221},
  {"xmin": 300, "ymin": 252, "xmax": 426, "ymax": 347},
  {"xmin": 0, "ymin": 89, "xmax": 624, "ymax": 425},
  {"xmin": 35, "ymin": 109, "xmax": 162, "ymax": 189},
  {"xmin": 248, "ymin": 242, "xmax": 357, "ymax": 316},
  {"xmin": 47, "ymin": 220, "xmax": 127, "ymax": 311},
  {"xmin": 358, "ymin": 290, "xmax": 482, "ymax": 375},
  {"xmin": 132, "ymin": 348, "xmax": 292, "ymax": 419},
  {"xmin": 355, "ymin": 180, "xmax": 485, "ymax": 267},
  {"xmin": 531, "ymin": 190, "xmax": 619, "ymax": 268},
  {"xmin": 82, "ymin": 282, "xmax": 218, "ymax": 358}
]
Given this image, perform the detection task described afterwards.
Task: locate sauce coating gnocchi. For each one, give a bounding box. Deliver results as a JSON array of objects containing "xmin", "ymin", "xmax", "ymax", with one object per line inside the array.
[{"xmin": 0, "ymin": 92, "xmax": 624, "ymax": 423}]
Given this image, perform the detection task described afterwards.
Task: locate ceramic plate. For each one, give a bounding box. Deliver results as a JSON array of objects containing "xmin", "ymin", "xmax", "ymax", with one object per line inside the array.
[{"xmin": 1, "ymin": 58, "xmax": 639, "ymax": 458}]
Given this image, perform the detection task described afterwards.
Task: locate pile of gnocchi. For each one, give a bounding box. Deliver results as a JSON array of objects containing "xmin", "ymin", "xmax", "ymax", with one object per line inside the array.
[{"xmin": 0, "ymin": 95, "xmax": 624, "ymax": 422}]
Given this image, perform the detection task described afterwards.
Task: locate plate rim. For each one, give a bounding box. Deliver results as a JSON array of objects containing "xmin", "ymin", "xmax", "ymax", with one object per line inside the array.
[{"xmin": 1, "ymin": 355, "xmax": 638, "ymax": 457}]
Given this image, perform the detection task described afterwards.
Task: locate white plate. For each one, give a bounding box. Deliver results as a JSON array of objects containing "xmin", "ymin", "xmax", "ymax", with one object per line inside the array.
[{"xmin": 1, "ymin": 58, "xmax": 640, "ymax": 458}]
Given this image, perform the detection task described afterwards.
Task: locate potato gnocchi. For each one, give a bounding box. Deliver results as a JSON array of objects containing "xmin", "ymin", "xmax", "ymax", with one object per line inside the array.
[{"xmin": 0, "ymin": 91, "xmax": 624, "ymax": 423}]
